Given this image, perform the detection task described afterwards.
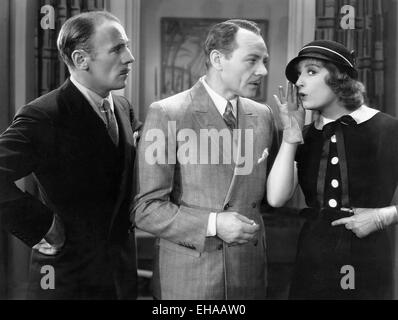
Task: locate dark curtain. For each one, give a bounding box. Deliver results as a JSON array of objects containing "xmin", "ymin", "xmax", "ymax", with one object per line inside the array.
[
  {"xmin": 0, "ymin": 233, "xmax": 7, "ymax": 299},
  {"xmin": 315, "ymin": 0, "xmax": 385, "ymax": 111},
  {"xmin": 37, "ymin": 0, "xmax": 106, "ymax": 95},
  {"xmin": 0, "ymin": 0, "xmax": 10, "ymax": 300}
]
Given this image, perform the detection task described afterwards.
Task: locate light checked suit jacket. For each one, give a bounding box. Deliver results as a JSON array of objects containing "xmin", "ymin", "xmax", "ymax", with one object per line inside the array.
[{"xmin": 134, "ymin": 80, "xmax": 275, "ymax": 299}]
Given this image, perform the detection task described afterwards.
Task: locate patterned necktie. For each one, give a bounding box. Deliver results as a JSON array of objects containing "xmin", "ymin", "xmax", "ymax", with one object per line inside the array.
[
  {"xmin": 223, "ymin": 101, "xmax": 237, "ymax": 130},
  {"xmin": 101, "ymin": 99, "xmax": 119, "ymax": 145}
]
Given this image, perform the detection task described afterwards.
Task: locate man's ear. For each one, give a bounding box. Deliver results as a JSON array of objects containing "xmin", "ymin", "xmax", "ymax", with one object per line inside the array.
[
  {"xmin": 71, "ymin": 49, "xmax": 90, "ymax": 70},
  {"xmin": 209, "ymin": 50, "xmax": 224, "ymax": 71}
]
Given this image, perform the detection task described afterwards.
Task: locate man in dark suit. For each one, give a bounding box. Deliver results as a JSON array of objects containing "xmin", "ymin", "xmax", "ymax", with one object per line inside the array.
[{"xmin": 0, "ymin": 11, "xmax": 140, "ymax": 299}]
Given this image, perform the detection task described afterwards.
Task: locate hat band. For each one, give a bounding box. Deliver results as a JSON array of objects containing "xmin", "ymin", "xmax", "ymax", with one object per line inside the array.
[{"xmin": 299, "ymin": 45, "xmax": 354, "ymax": 68}]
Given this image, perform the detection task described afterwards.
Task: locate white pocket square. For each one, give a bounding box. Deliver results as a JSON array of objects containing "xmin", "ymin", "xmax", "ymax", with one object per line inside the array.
[
  {"xmin": 133, "ymin": 131, "xmax": 140, "ymax": 147},
  {"xmin": 257, "ymin": 148, "xmax": 269, "ymax": 164}
]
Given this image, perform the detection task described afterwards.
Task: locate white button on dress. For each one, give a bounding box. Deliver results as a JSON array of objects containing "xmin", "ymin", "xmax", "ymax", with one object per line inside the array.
[
  {"xmin": 331, "ymin": 157, "xmax": 339, "ymax": 165},
  {"xmin": 331, "ymin": 179, "xmax": 339, "ymax": 188},
  {"xmin": 328, "ymin": 199, "xmax": 337, "ymax": 208}
]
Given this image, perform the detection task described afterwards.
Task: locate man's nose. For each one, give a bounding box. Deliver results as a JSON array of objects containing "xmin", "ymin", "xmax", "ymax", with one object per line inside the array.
[
  {"xmin": 124, "ymin": 48, "xmax": 135, "ymax": 64},
  {"xmin": 255, "ymin": 63, "xmax": 268, "ymax": 77}
]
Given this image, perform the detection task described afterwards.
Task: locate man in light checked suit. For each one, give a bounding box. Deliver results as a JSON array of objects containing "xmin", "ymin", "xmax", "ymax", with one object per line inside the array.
[{"xmin": 133, "ymin": 19, "xmax": 275, "ymax": 299}]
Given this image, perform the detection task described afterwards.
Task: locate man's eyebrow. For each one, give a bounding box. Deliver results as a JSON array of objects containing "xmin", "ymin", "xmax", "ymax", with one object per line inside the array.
[
  {"xmin": 245, "ymin": 53, "xmax": 269, "ymax": 61},
  {"xmin": 110, "ymin": 40, "xmax": 130, "ymax": 51},
  {"xmin": 245, "ymin": 53, "xmax": 264, "ymax": 59}
]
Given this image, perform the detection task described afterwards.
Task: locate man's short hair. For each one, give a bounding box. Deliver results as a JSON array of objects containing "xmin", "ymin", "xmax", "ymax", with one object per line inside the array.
[
  {"xmin": 57, "ymin": 11, "xmax": 120, "ymax": 68},
  {"xmin": 203, "ymin": 19, "xmax": 262, "ymax": 69}
]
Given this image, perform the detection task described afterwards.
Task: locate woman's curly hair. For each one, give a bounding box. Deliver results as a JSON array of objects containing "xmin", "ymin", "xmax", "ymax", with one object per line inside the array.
[{"xmin": 323, "ymin": 61, "xmax": 367, "ymax": 111}]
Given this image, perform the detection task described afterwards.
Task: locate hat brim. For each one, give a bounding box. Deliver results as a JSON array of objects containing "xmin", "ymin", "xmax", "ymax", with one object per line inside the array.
[{"xmin": 285, "ymin": 53, "xmax": 358, "ymax": 83}]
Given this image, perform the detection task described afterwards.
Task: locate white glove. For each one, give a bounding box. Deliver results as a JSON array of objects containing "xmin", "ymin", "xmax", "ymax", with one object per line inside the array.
[
  {"xmin": 331, "ymin": 206, "xmax": 398, "ymax": 238},
  {"xmin": 273, "ymin": 82, "xmax": 305, "ymax": 144}
]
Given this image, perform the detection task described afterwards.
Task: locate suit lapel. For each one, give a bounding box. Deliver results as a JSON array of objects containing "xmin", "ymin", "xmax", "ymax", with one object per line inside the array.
[
  {"xmin": 223, "ymin": 98, "xmax": 257, "ymax": 206},
  {"xmin": 114, "ymin": 99, "xmax": 134, "ymax": 159},
  {"xmin": 236, "ymin": 98, "xmax": 258, "ymax": 169},
  {"xmin": 237, "ymin": 98, "xmax": 257, "ymax": 132},
  {"xmin": 58, "ymin": 79, "xmax": 117, "ymax": 150},
  {"xmin": 190, "ymin": 81, "xmax": 229, "ymax": 132},
  {"xmin": 60, "ymin": 80, "xmax": 134, "ymax": 235},
  {"xmin": 190, "ymin": 81, "xmax": 235, "ymax": 173},
  {"xmin": 108, "ymin": 98, "xmax": 135, "ymax": 234}
]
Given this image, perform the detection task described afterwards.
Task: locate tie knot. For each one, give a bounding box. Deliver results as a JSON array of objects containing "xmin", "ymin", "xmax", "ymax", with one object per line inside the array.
[
  {"xmin": 102, "ymin": 99, "xmax": 111, "ymax": 111},
  {"xmin": 225, "ymin": 101, "xmax": 233, "ymax": 113}
]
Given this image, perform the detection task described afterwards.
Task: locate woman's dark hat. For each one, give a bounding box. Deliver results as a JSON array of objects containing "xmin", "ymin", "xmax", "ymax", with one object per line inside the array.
[{"xmin": 285, "ymin": 40, "xmax": 358, "ymax": 83}]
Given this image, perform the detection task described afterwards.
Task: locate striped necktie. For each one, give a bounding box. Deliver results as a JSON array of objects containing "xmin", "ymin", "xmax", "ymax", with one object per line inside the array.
[
  {"xmin": 101, "ymin": 99, "xmax": 119, "ymax": 145},
  {"xmin": 223, "ymin": 101, "xmax": 237, "ymax": 130}
]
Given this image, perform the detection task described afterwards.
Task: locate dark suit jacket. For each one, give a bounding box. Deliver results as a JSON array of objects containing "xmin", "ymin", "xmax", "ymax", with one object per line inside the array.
[{"xmin": 0, "ymin": 79, "xmax": 140, "ymax": 299}]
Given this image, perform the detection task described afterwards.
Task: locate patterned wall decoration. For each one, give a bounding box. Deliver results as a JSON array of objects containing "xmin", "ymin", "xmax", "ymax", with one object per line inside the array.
[
  {"xmin": 315, "ymin": 0, "xmax": 384, "ymax": 111},
  {"xmin": 36, "ymin": 0, "xmax": 106, "ymax": 96}
]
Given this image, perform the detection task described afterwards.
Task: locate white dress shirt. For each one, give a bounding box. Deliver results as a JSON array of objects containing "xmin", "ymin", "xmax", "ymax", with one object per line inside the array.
[{"xmin": 200, "ymin": 76, "xmax": 237, "ymax": 118}]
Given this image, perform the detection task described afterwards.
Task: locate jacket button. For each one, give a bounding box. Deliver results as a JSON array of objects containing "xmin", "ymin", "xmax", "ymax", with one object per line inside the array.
[
  {"xmin": 252, "ymin": 202, "xmax": 257, "ymax": 208},
  {"xmin": 217, "ymin": 244, "xmax": 223, "ymax": 250}
]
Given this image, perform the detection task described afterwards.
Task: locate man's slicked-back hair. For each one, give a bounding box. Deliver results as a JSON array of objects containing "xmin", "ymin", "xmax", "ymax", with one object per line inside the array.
[
  {"xmin": 204, "ymin": 19, "xmax": 261, "ymax": 69},
  {"xmin": 57, "ymin": 11, "xmax": 120, "ymax": 68}
]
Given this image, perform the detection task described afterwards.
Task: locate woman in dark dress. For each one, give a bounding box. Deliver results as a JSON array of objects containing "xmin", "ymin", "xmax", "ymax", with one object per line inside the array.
[{"xmin": 267, "ymin": 40, "xmax": 398, "ymax": 299}]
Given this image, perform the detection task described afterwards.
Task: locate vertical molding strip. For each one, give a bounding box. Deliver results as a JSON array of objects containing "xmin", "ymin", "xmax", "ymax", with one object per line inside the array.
[
  {"xmin": 0, "ymin": 0, "xmax": 10, "ymax": 130},
  {"xmin": 0, "ymin": 0, "xmax": 10, "ymax": 299},
  {"xmin": 287, "ymin": 0, "xmax": 316, "ymax": 124},
  {"xmin": 108, "ymin": 0, "xmax": 141, "ymax": 120},
  {"xmin": 126, "ymin": 0, "xmax": 141, "ymax": 119}
]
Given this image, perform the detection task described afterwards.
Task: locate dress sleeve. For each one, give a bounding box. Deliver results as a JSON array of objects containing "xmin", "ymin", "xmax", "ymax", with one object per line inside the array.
[{"xmin": 295, "ymin": 124, "xmax": 311, "ymax": 164}]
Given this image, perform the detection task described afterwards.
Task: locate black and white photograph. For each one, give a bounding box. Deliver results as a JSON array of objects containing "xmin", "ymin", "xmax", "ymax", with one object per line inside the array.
[{"xmin": 0, "ymin": 0, "xmax": 398, "ymax": 309}]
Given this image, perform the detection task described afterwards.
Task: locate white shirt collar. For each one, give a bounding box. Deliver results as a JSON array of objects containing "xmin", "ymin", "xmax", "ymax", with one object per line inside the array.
[
  {"xmin": 200, "ymin": 76, "xmax": 237, "ymax": 117},
  {"xmin": 315, "ymin": 105, "xmax": 379, "ymax": 129},
  {"xmin": 70, "ymin": 75, "xmax": 114, "ymax": 113}
]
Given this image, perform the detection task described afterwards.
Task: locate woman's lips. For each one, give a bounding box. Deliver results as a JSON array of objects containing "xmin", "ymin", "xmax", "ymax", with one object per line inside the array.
[{"xmin": 299, "ymin": 93, "xmax": 307, "ymax": 99}]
